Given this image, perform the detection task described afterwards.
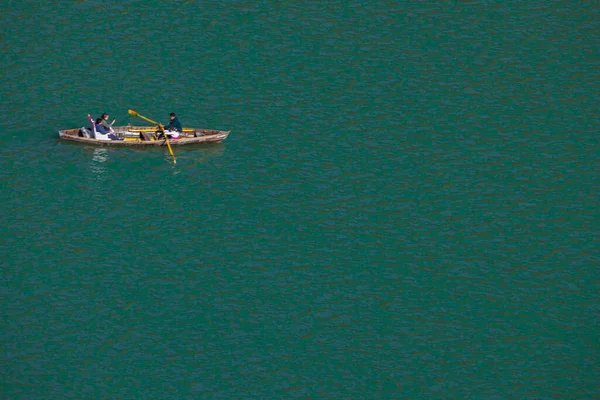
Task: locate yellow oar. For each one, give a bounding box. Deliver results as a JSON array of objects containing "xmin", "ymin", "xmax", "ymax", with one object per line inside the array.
[
  {"xmin": 128, "ymin": 109, "xmax": 176, "ymax": 165},
  {"xmin": 129, "ymin": 128, "xmax": 195, "ymax": 133}
]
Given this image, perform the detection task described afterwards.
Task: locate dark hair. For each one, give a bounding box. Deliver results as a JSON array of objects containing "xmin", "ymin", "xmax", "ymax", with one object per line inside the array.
[
  {"xmin": 95, "ymin": 118, "xmax": 103, "ymax": 124},
  {"xmin": 101, "ymin": 113, "xmax": 109, "ymax": 119},
  {"xmin": 170, "ymin": 112, "xmax": 176, "ymax": 117}
]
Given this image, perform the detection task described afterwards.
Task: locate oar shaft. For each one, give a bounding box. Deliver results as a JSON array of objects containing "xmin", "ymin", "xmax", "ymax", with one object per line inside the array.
[
  {"xmin": 162, "ymin": 128, "xmax": 177, "ymax": 164},
  {"xmin": 128, "ymin": 109, "xmax": 159, "ymax": 125},
  {"xmin": 137, "ymin": 114, "xmax": 159, "ymax": 125}
]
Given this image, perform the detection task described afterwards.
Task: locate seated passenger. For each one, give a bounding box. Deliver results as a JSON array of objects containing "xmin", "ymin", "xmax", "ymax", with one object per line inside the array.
[
  {"xmin": 98, "ymin": 113, "xmax": 116, "ymax": 133},
  {"xmin": 94, "ymin": 118, "xmax": 122, "ymax": 140}
]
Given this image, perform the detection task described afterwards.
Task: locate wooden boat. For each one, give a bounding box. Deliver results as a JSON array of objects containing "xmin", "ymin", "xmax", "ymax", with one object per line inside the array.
[{"xmin": 58, "ymin": 125, "xmax": 230, "ymax": 146}]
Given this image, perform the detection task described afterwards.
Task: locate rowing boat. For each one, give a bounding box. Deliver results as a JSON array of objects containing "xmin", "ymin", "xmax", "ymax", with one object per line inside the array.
[{"xmin": 58, "ymin": 125, "xmax": 230, "ymax": 146}]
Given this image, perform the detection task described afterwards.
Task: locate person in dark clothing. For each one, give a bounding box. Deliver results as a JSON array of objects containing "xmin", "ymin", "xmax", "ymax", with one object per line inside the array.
[
  {"xmin": 95, "ymin": 118, "xmax": 122, "ymax": 140},
  {"xmin": 158, "ymin": 112, "xmax": 182, "ymax": 139}
]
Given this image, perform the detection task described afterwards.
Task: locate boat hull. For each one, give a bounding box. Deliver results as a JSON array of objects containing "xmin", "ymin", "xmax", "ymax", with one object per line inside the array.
[{"xmin": 58, "ymin": 126, "xmax": 230, "ymax": 146}]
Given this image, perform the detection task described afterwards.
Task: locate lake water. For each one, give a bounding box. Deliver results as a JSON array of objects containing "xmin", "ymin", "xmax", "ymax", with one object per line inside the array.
[{"xmin": 1, "ymin": 1, "xmax": 597, "ymax": 398}]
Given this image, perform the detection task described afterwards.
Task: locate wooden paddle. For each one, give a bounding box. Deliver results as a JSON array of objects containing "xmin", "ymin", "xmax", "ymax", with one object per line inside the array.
[{"xmin": 128, "ymin": 109, "xmax": 176, "ymax": 164}]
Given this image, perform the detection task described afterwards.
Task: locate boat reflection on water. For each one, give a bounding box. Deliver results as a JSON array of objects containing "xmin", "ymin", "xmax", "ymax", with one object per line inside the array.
[
  {"xmin": 92, "ymin": 147, "xmax": 108, "ymax": 163},
  {"xmin": 180, "ymin": 143, "xmax": 225, "ymax": 164},
  {"xmin": 90, "ymin": 147, "xmax": 109, "ymax": 180},
  {"xmin": 73, "ymin": 141, "xmax": 226, "ymax": 173},
  {"xmin": 123, "ymin": 142, "xmax": 225, "ymax": 159}
]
